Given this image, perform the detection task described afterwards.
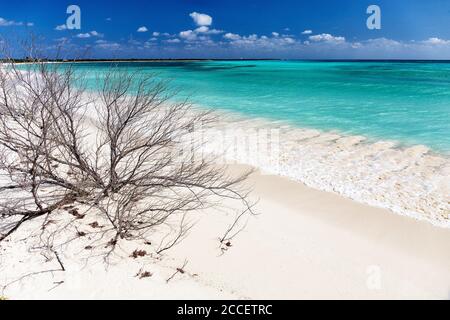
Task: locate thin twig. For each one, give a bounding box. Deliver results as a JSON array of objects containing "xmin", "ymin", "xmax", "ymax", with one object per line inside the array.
[{"xmin": 166, "ymin": 259, "xmax": 188, "ymax": 283}]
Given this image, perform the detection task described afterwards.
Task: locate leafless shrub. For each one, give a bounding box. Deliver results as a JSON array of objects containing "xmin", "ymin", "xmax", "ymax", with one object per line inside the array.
[{"xmin": 0, "ymin": 47, "xmax": 255, "ymax": 260}]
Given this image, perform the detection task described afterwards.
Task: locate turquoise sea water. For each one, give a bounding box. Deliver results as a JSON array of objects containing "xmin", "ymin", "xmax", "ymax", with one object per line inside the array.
[{"xmin": 68, "ymin": 61, "xmax": 450, "ymax": 153}]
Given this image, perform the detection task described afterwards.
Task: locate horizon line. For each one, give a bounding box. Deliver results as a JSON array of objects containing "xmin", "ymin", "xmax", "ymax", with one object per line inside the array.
[{"xmin": 4, "ymin": 58, "xmax": 450, "ymax": 63}]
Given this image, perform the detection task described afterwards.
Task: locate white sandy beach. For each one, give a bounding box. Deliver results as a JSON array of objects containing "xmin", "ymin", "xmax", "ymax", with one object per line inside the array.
[
  {"xmin": 0, "ymin": 65, "xmax": 449, "ymax": 301},
  {"xmin": 1, "ymin": 164, "xmax": 449, "ymax": 300}
]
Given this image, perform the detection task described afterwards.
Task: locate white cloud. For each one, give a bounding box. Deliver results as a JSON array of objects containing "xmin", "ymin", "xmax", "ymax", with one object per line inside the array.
[
  {"xmin": 95, "ymin": 40, "xmax": 121, "ymax": 50},
  {"xmin": 194, "ymin": 26, "xmax": 223, "ymax": 35},
  {"xmin": 50, "ymin": 30, "xmax": 450, "ymax": 60},
  {"xmin": 364, "ymin": 38, "xmax": 401, "ymax": 47},
  {"xmin": 189, "ymin": 12, "xmax": 212, "ymax": 26},
  {"xmin": 302, "ymin": 30, "xmax": 313, "ymax": 35},
  {"xmin": 207, "ymin": 29, "xmax": 224, "ymax": 35},
  {"xmin": 0, "ymin": 18, "xmax": 17, "ymax": 26},
  {"xmin": 177, "ymin": 24, "xmax": 223, "ymax": 45},
  {"xmin": 0, "ymin": 17, "xmax": 32, "ymax": 27},
  {"xmin": 222, "ymin": 32, "xmax": 297, "ymax": 49},
  {"xmin": 178, "ymin": 30, "xmax": 212, "ymax": 42},
  {"xmin": 351, "ymin": 42, "xmax": 363, "ymax": 49},
  {"xmin": 90, "ymin": 31, "xmax": 103, "ymax": 37},
  {"xmin": 283, "ymin": 37, "xmax": 295, "ymax": 44},
  {"xmin": 195, "ymin": 26, "xmax": 209, "ymax": 33},
  {"xmin": 423, "ymin": 37, "xmax": 450, "ymax": 45},
  {"xmin": 165, "ymin": 38, "xmax": 181, "ymax": 44},
  {"xmin": 106, "ymin": 18, "xmax": 112, "ymax": 21},
  {"xmin": 137, "ymin": 26, "xmax": 148, "ymax": 33},
  {"xmin": 224, "ymin": 33, "xmax": 241, "ymax": 41},
  {"xmin": 76, "ymin": 31, "xmax": 103, "ymax": 39},
  {"xmin": 309, "ymin": 33, "xmax": 345, "ymax": 43},
  {"xmin": 179, "ymin": 30, "xmax": 197, "ymax": 41},
  {"xmin": 142, "ymin": 41, "xmax": 156, "ymax": 49},
  {"xmin": 55, "ymin": 24, "xmax": 67, "ymax": 31},
  {"xmin": 152, "ymin": 32, "xmax": 160, "ymax": 37},
  {"xmin": 76, "ymin": 33, "xmax": 91, "ymax": 38}
]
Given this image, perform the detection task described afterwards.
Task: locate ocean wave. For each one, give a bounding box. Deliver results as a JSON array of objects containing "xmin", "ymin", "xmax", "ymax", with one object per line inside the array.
[{"xmin": 199, "ymin": 112, "xmax": 450, "ymax": 228}]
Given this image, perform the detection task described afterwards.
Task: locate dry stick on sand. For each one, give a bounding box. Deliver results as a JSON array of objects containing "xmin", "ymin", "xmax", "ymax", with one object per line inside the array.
[
  {"xmin": 166, "ymin": 259, "xmax": 189, "ymax": 283},
  {"xmin": 1, "ymin": 249, "xmax": 65, "ymax": 295}
]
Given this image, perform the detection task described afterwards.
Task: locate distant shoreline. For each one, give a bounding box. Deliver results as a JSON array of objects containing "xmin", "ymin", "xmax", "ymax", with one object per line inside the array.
[{"xmin": 3, "ymin": 58, "xmax": 450, "ymax": 64}]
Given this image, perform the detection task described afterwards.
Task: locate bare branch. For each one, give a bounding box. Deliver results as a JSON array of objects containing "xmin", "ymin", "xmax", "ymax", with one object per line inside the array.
[{"xmin": 0, "ymin": 42, "xmax": 255, "ymax": 268}]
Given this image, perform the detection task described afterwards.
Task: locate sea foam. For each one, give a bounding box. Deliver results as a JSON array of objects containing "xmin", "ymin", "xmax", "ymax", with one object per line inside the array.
[{"xmin": 199, "ymin": 113, "xmax": 450, "ymax": 228}]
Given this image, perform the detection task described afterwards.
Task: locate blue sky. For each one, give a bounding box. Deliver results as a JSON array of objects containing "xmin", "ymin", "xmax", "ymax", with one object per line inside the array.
[{"xmin": 1, "ymin": 0, "xmax": 450, "ymax": 59}]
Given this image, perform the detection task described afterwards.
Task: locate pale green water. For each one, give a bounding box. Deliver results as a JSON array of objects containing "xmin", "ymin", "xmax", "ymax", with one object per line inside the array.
[{"xmin": 68, "ymin": 60, "xmax": 450, "ymax": 153}]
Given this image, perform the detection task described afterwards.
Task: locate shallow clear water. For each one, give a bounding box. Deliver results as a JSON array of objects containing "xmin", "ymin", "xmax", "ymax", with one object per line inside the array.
[{"xmin": 68, "ymin": 60, "xmax": 450, "ymax": 153}]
